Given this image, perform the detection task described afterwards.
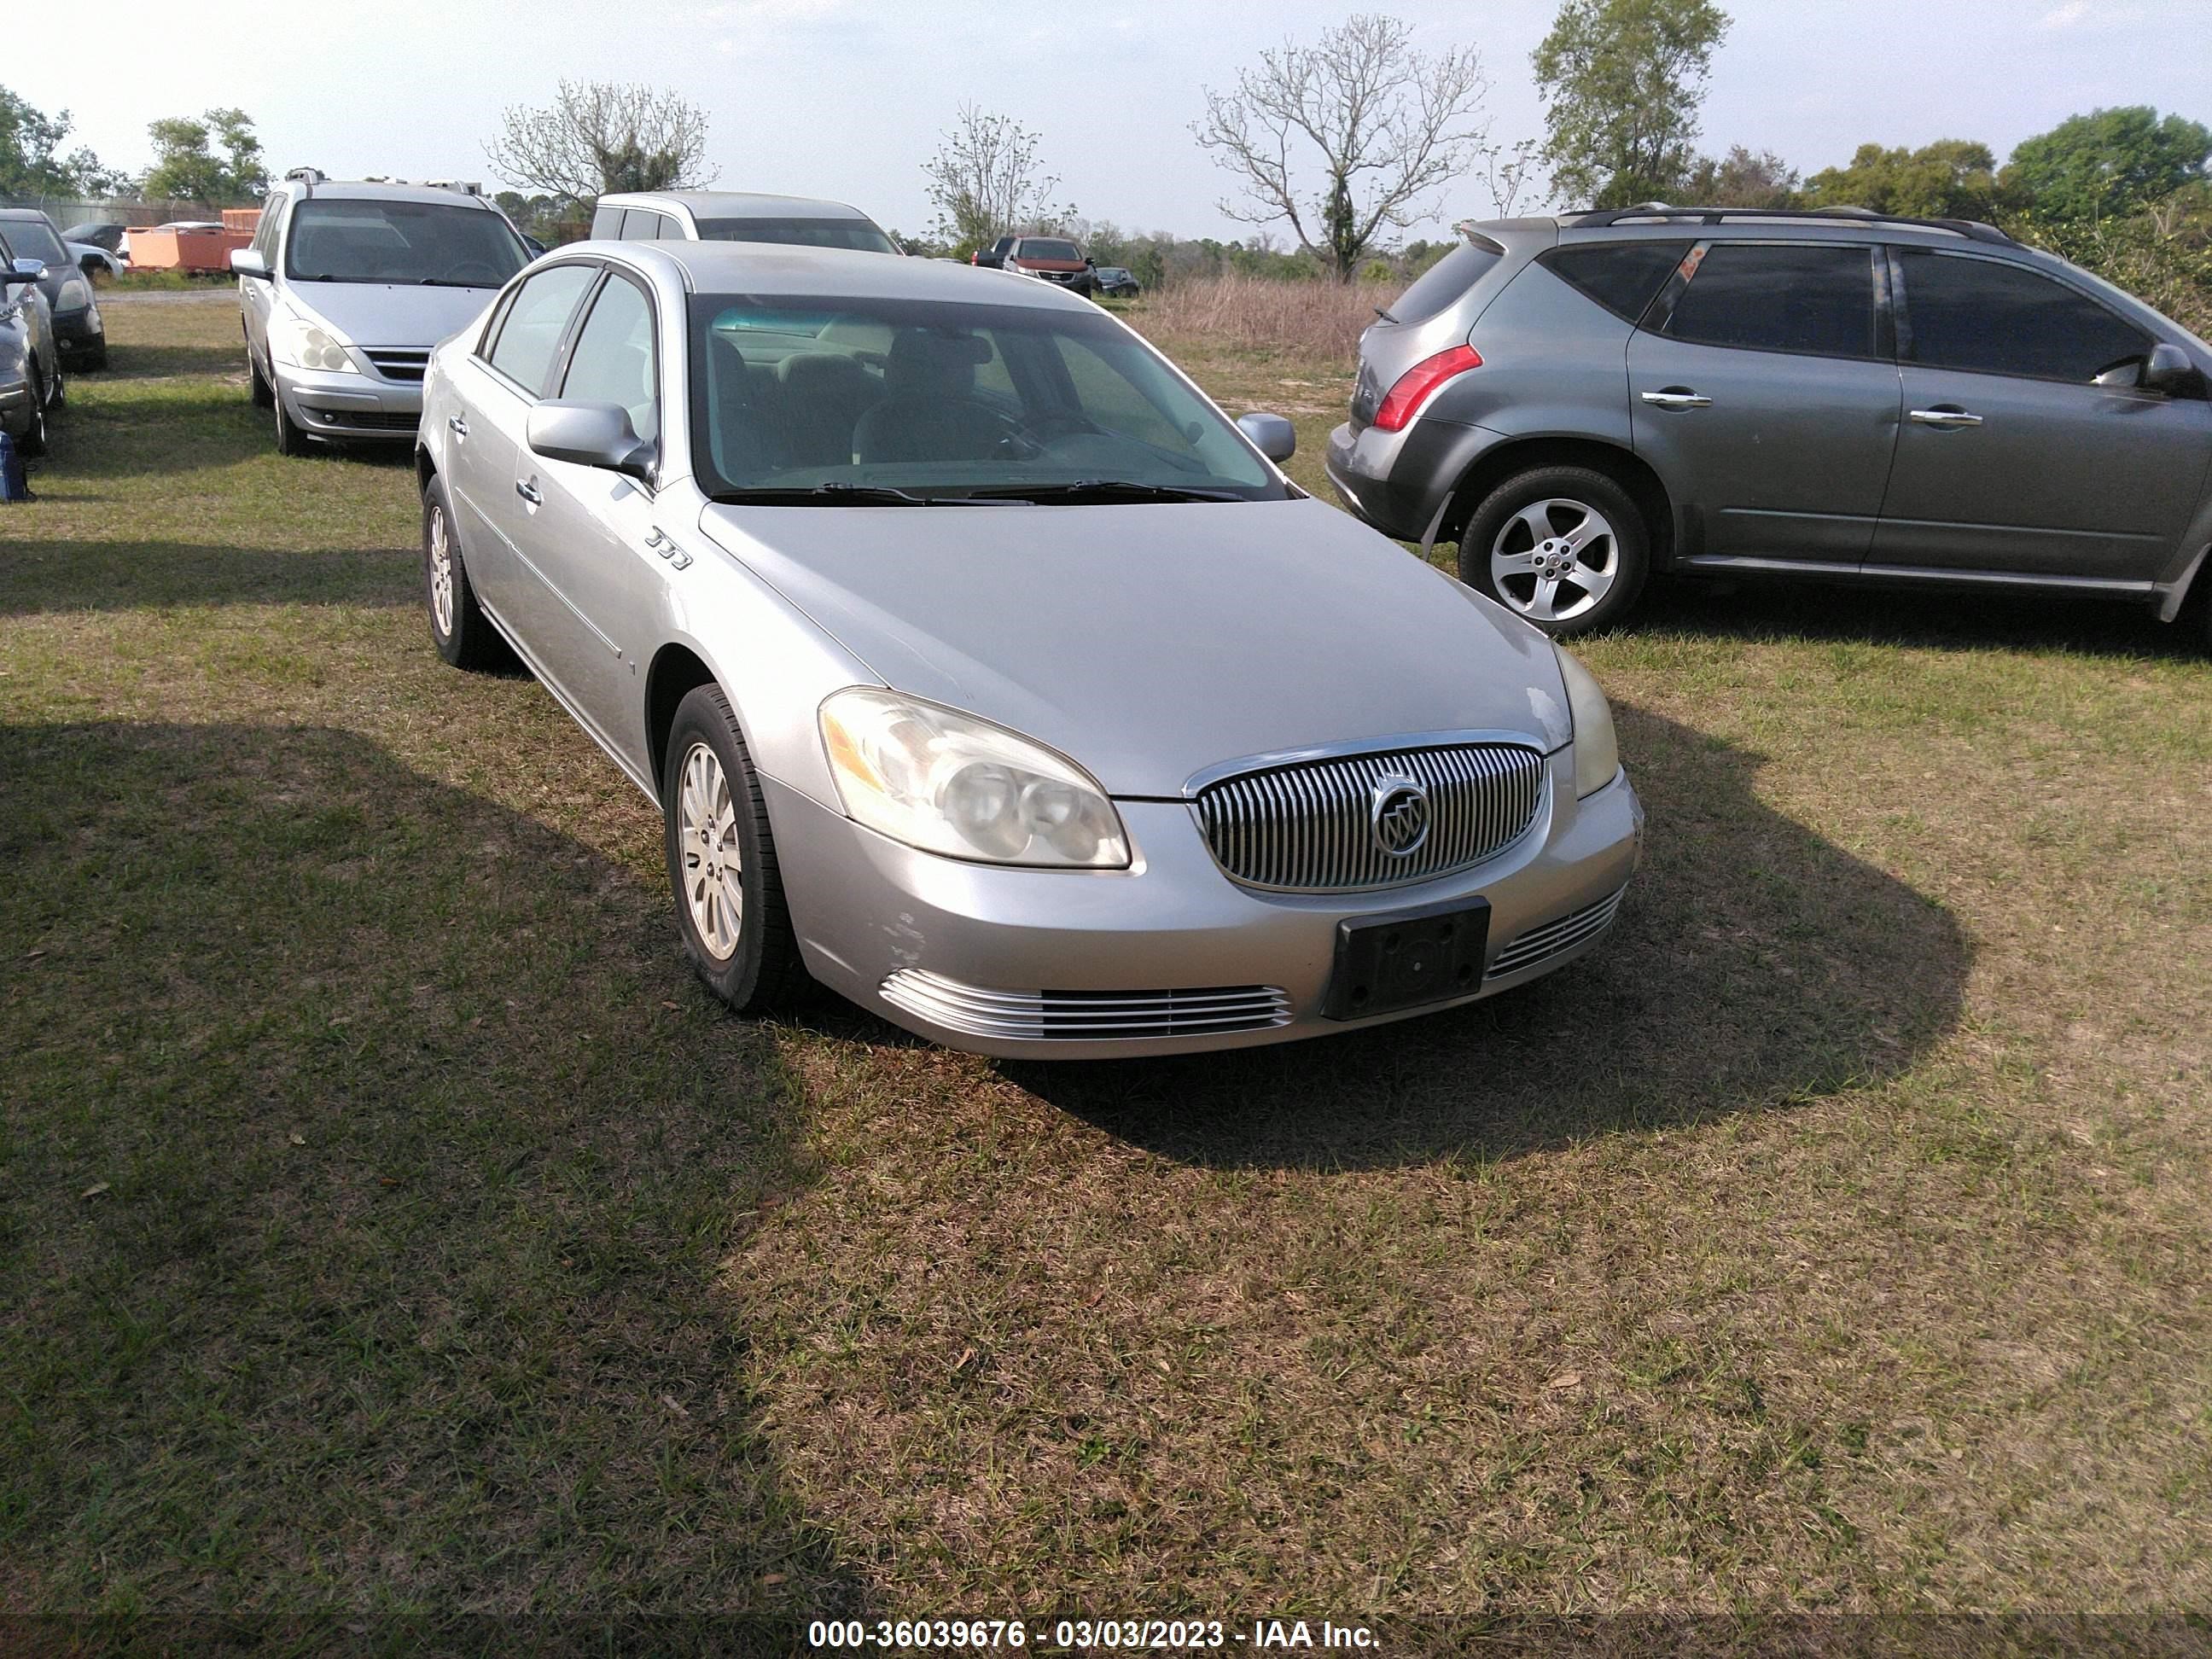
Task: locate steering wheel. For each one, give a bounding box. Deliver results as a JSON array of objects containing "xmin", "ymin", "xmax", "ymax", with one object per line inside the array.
[{"xmin": 444, "ymin": 259, "xmax": 506, "ymax": 287}]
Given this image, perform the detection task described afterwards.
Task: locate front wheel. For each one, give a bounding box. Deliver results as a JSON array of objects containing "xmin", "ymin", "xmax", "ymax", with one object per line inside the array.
[
  {"xmin": 662, "ymin": 685, "xmax": 807, "ymax": 1016},
  {"xmin": 273, "ymin": 385, "xmax": 309, "ymax": 456},
  {"xmin": 19, "ymin": 370, "xmax": 49, "ymax": 457},
  {"xmin": 1458, "ymin": 465, "xmax": 1650, "ymax": 636}
]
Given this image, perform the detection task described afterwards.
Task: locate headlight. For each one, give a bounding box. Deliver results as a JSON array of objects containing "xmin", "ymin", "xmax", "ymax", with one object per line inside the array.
[
  {"xmin": 271, "ymin": 313, "xmax": 358, "ymax": 374},
  {"xmin": 819, "ymin": 688, "xmax": 1131, "ymax": 868},
  {"xmin": 1554, "ymin": 646, "xmax": 1620, "ymax": 799},
  {"xmin": 55, "ymin": 276, "xmax": 90, "ymax": 310}
]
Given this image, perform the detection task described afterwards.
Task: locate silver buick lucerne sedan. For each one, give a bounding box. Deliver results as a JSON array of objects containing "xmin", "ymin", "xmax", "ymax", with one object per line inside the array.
[{"xmin": 416, "ymin": 242, "xmax": 1642, "ymax": 1057}]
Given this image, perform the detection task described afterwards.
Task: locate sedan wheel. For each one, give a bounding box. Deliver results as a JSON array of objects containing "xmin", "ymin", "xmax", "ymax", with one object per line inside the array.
[
  {"xmin": 20, "ymin": 370, "xmax": 49, "ymax": 458},
  {"xmin": 1459, "ymin": 464, "xmax": 1650, "ymax": 637},
  {"xmin": 422, "ymin": 474, "xmax": 516, "ymax": 672},
  {"xmin": 661, "ymin": 684, "xmax": 806, "ymax": 1014}
]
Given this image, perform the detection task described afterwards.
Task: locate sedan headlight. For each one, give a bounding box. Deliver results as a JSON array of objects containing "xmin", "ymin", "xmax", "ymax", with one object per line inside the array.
[
  {"xmin": 55, "ymin": 276, "xmax": 90, "ymax": 311},
  {"xmin": 271, "ymin": 313, "xmax": 358, "ymax": 374},
  {"xmin": 1554, "ymin": 645, "xmax": 1621, "ymax": 799},
  {"xmin": 819, "ymin": 688, "xmax": 1131, "ymax": 868}
]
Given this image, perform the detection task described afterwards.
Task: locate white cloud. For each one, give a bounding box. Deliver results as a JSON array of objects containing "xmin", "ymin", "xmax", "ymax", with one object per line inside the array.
[{"xmin": 2038, "ymin": 2, "xmax": 2089, "ymax": 25}]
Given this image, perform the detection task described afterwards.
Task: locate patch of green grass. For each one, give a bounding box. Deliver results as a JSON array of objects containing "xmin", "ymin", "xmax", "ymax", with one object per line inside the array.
[{"xmin": 3, "ymin": 293, "xmax": 2209, "ymax": 1621}]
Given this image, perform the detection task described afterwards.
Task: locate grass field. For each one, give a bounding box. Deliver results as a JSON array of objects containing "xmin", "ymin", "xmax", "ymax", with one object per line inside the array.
[{"xmin": 3, "ymin": 293, "xmax": 2209, "ymax": 1634}]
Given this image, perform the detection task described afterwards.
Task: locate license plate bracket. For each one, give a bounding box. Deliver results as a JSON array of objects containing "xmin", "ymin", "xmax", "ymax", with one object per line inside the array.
[{"xmin": 1323, "ymin": 895, "xmax": 1490, "ymax": 1022}]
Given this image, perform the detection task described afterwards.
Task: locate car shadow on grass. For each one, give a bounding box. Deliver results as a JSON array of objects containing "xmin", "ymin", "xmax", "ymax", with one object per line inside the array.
[
  {"xmin": 0, "ymin": 720, "xmax": 862, "ymax": 1618},
  {"xmin": 0, "ymin": 538, "xmax": 419, "ymax": 614},
  {"xmin": 1007, "ymin": 707, "xmax": 1971, "ymax": 1171},
  {"xmin": 1636, "ymin": 575, "xmax": 2209, "ymax": 661}
]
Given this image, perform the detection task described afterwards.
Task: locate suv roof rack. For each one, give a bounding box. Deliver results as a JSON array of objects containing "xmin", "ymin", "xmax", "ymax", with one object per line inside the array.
[
  {"xmin": 283, "ymin": 166, "xmax": 323, "ymax": 193},
  {"xmin": 1563, "ymin": 202, "xmax": 2016, "ymax": 247}
]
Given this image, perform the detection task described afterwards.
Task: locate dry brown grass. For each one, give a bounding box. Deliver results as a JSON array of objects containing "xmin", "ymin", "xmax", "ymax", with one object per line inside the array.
[{"xmin": 1123, "ymin": 273, "xmax": 1395, "ymax": 366}]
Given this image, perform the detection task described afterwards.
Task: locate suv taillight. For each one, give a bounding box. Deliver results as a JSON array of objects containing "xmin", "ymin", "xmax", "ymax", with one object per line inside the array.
[{"xmin": 1372, "ymin": 345, "xmax": 1483, "ymax": 432}]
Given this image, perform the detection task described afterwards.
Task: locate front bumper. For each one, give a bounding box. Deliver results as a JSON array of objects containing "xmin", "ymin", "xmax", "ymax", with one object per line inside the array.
[
  {"xmin": 276, "ymin": 365, "xmax": 422, "ymax": 440},
  {"xmin": 766, "ymin": 751, "xmax": 1643, "ymax": 1059},
  {"xmin": 51, "ymin": 304, "xmax": 101, "ymax": 349}
]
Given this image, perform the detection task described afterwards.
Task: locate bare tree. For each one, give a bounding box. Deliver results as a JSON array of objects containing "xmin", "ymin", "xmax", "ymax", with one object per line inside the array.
[
  {"xmin": 1192, "ymin": 14, "xmax": 1490, "ymax": 282},
  {"xmin": 485, "ymin": 80, "xmax": 717, "ymax": 207},
  {"xmin": 1482, "ymin": 136, "xmax": 1545, "ymax": 217},
  {"xmin": 922, "ymin": 104, "xmax": 1069, "ymax": 252}
]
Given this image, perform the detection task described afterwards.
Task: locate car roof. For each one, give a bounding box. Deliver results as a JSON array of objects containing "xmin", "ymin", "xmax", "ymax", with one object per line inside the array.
[
  {"xmin": 276, "ymin": 180, "xmax": 503, "ymax": 209},
  {"xmin": 599, "ymin": 190, "xmax": 875, "ymax": 222},
  {"xmin": 0, "ymin": 208, "xmax": 58, "ymax": 223},
  {"xmin": 570, "ymin": 238, "xmax": 1080, "ymax": 309}
]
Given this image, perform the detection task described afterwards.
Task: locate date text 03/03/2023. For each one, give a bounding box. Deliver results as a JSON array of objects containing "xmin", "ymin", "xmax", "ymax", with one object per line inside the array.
[{"xmin": 806, "ymin": 1617, "xmax": 1382, "ymax": 1650}]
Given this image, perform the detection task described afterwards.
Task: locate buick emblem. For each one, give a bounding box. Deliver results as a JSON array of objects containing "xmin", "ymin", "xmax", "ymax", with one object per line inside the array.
[{"xmin": 1370, "ymin": 776, "xmax": 1430, "ymax": 857}]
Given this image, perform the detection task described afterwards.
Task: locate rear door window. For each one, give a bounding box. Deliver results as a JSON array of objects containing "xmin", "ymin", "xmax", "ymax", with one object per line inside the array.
[
  {"xmin": 1898, "ymin": 251, "xmax": 2148, "ymax": 382},
  {"xmin": 1388, "ymin": 240, "xmax": 1504, "ymax": 325},
  {"xmin": 1663, "ymin": 243, "xmax": 1877, "ymax": 359},
  {"xmin": 1545, "ymin": 240, "xmax": 1691, "ymax": 323}
]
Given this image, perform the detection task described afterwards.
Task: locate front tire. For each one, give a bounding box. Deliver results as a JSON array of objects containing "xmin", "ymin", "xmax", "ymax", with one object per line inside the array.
[
  {"xmin": 248, "ymin": 349, "xmax": 275, "ymax": 408},
  {"xmin": 273, "ymin": 385, "xmax": 309, "ymax": 456},
  {"xmin": 20, "ymin": 369, "xmax": 49, "ymax": 458},
  {"xmin": 662, "ymin": 685, "xmax": 807, "ymax": 1016},
  {"xmin": 422, "ymin": 474, "xmax": 515, "ymax": 672},
  {"xmin": 1458, "ymin": 465, "xmax": 1650, "ymax": 636}
]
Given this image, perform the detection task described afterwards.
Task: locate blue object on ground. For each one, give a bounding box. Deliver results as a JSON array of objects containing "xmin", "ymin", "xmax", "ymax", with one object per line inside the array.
[{"xmin": 0, "ymin": 429, "xmax": 29, "ymax": 502}]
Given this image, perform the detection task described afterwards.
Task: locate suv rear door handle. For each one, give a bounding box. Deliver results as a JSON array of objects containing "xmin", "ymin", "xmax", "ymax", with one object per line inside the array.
[
  {"xmin": 1909, "ymin": 406, "xmax": 1984, "ymax": 428},
  {"xmin": 1641, "ymin": 388, "xmax": 1712, "ymax": 410}
]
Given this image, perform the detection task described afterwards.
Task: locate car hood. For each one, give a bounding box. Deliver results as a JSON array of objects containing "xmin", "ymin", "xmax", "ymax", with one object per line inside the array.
[
  {"xmin": 698, "ymin": 497, "xmax": 1570, "ymax": 796},
  {"xmin": 284, "ymin": 281, "xmax": 501, "ymax": 347}
]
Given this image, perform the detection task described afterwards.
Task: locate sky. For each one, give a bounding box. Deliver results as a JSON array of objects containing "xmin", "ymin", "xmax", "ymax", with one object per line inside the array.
[{"xmin": 11, "ymin": 0, "xmax": 2209, "ymax": 240}]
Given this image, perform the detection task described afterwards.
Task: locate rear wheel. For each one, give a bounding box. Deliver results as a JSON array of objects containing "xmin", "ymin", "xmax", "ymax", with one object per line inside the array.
[
  {"xmin": 662, "ymin": 685, "xmax": 807, "ymax": 1016},
  {"xmin": 1458, "ymin": 465, "xmax": 1649, "ymax": 637},
  {"xmin": 20, "ymin": 369, "xmax": 49, "ymax": 458},
  {"xmin": 422, "ymin": 474, "xmax": 515, "ymax": 672}
]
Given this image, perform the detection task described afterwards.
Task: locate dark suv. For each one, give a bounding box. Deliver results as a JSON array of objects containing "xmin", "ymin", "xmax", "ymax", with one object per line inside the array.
[{"xmin": 1325, "ymin": 206, "xmax": 2212, "ymax": 641}]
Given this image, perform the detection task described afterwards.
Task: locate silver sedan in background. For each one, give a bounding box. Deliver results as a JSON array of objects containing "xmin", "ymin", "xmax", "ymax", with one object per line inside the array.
[{"xmin": 415, "ymin": 242, "xmax": 1641, "ymax": 1057}]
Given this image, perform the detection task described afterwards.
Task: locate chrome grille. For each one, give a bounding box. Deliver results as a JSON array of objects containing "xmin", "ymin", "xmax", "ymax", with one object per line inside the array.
[
  {"xmin": 363, "ymin": 347, "xmax": 429, "ymax": 382},
  {"xmin": 882, "ymin": 970, "xmax": 1291, "ymax": 1041},
  {"xmin": 1487, "ymin": 887, "xmax": 1627, "ymax": 980},
  {"xmin": 1194, "ymin": 742, "xmax": 1546, "ymax": 892}
]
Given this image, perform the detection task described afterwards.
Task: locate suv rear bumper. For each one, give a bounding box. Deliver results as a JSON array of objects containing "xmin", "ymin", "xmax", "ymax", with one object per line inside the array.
[{"xmin": 1326, "ymin": 416, "xmax": 1499, "ymax": 544}]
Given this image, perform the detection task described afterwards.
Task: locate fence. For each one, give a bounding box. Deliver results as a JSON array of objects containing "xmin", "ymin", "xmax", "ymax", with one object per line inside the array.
[{"xmin": 0, "ymin": 196, "xmax": 259, "ymax": 228}]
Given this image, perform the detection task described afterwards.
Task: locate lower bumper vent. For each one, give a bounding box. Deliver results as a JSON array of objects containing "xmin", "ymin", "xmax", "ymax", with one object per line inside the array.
[
  {"xmin": 1487, "ymin": 887, "xmax": 1627, "ymax": 980},
  {"xmin": 882, "ymin": 969, "xmax": 1292, "ymax": 1041}
]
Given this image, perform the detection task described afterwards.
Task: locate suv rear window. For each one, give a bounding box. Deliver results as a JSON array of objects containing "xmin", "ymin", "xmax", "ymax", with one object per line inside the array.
[
  {"xmin": 1388, "ymin": 240, "xmax": 1503, "ymax": 325},
  {"xmin": 1663, "ymin": 243, "xmax": 1877, "ymax": 359},
  {"xmin": 1545, "ymin": 240, "xmax": 1690, "ymax": 323}
]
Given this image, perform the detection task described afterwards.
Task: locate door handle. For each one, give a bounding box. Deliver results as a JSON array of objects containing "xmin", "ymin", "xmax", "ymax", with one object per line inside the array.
[
  {"xmin": 515, "ymin": 479, "xmax": 541, "ymax": 505},
  {"xmin": 1909, "ymin": 407, "xmax": 1983, "ymax": 428},
  {"xmin": 1641, "ymin": 388, "xmax": 1712, "ymax": 410},
  {"xmin": 447, "ymin": 415, "xmax": 469, "ymax": 437}
]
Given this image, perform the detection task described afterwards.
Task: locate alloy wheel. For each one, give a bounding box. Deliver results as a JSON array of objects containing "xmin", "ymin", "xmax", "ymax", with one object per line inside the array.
[
  {"xmin": 427, "ymin": 502, "xmax": 455, "ymax": 636},
  {"xmin": 1490, "ymin": 498, "xmax": 1619, "ymax": 625},
  {"xmin": 678, "ymin": 741, "xmax": 744, "ymax": 962}
]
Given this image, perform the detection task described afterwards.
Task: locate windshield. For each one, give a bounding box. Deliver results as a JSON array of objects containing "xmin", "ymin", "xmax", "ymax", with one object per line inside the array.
[
  {"xmin": 283, "ymin": 200, "xmax": 527, "ymax": 288},
  {"xmin": 1, "ymin": 219, "xmax": 67, "ymax": 265},
  {"xmin": 1015, "ymin": 239, "xmax": 1081, "ymax": 262},
  {"xmin": 689, "ymin": 294, "xmax": 1284, "ymax": 502},
  {"xmin": 694, "ymin": 217, "xmax": 898, "ymax": 255}
]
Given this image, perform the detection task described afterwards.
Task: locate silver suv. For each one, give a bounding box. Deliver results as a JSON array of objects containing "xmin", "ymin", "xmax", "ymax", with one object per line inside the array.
[
  {"xmin": 232, "ymin": 171, "xmax": 532, "ymax": 453},
  {"xmin": 589, "ymin": 190, "xmax": 899, "ymax": 253},
  {"xmin": 1326, "ymin": 206, "xmax": 2212, "ymax": 641}
]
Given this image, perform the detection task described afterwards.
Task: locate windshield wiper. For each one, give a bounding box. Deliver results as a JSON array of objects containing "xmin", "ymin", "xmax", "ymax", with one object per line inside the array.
[
  {"xmin": 707, "ymin": 483, "xmax": 990, "ymax": 507},
  {"xmin": 963, "ymin": 480, "xmax": 1243, "ymax": 504}
]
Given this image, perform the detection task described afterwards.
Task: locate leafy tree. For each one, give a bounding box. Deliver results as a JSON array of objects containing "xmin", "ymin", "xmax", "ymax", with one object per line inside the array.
[
  {"xmin": 1, "ymin": 85, "xmax": 128, "ymax": 198},
  {"xmin": 1802, "ymin": 139, "xmax": 2000, "ymax": 220},
  {"xmin": 143, "ymin": 108, "xmax": 267, "ymax": 203},
  {"xmin": 1533, "ymin": 0, "xmax": 1731, "ymax": 208},
  {"xmin": 1683, "ymin": 144, "xmax": 1797, "ymax": 207},
  {"xmin": 486, "ymin": 81, "xmax": 716, "ymax": 208},
  {"xmin": 2004, "ymin": 107, "xmax": 2212, "ymax": 224},
  {"xmin": 920, "ymin": 105, "xmax": 1071, "ymax": 254},
  {"xmin": 1193, "ymin": 14, "xmax": 1490, "ymax": 282}
]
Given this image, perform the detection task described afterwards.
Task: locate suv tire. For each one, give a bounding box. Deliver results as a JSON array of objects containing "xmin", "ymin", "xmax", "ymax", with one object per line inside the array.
[
  {"xmin": 273, "ymin": 387, "xmax": 309, "ymax": 456},
  {"xmin": 1458, "ymin": 465, "xmax": 1649, "ymax": 637},
  {"xmin": 661, "ymin": 685, "xmax": 808, "ymax": 1016},
  {"xmin": 422, "ymin": 474, "xmax": 516, "ymax": 672},
  {"xmin": 248, "ymin": 351, "xmax": 275, "ymax": 409}
]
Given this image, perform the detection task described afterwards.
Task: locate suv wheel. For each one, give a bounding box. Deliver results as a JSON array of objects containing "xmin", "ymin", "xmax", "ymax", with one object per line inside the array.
[
  {"xmin": 273, "ymin": 387, "xmax": 309, "ymax": 456},
  {"xmin": 1459, "ymin": 465, "xmax": 1649, "ymax": 636},
  {"xmin": 248, "ymin": 351, "xmax": 275, "ymax": 409},
  {"xmin": 661, "ymin": 685, "xmax": 807, "ymax": 1016}
]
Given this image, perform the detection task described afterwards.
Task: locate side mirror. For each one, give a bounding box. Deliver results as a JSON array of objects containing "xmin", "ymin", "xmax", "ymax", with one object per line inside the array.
[
  {"xmin": 1237, "ymin": 411, "xmax": 1296, "ymax": 463},
  {"xmin": 2143, "ymin": 341, "xmax": 2195, "ymax": 394},
  {"xmin": 527, "ymin": 400, "xmax": 654, "ymax": 481},
  {"xmin": 1084, "ymin": 256, "xmax": 1096, "ymax": 266},
  {"xmin": 230, "ymin": 248, "xmax": 270, "ymax": 279},
  {"xmin": 12, "ymin": 258, "xmax": 46, "ymax": 281}
]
